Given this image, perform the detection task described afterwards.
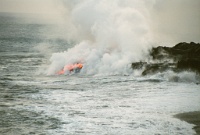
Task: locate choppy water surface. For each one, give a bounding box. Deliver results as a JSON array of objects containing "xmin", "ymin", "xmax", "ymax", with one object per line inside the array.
[{"xmin": 0, "ymin": 13, "xmax": 200, "ymax": 135}]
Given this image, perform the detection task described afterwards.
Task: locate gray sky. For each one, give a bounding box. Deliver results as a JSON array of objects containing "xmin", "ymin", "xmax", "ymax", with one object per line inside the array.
[
  {"xmin": 0, "ymin": 0, "xmax": 58, "ymax": 14},
  {"xmin": 0, "ymin": 0, "xmax": 199, "ymax": 43}
]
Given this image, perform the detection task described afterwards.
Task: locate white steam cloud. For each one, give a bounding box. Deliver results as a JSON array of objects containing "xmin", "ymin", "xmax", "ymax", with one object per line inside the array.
[{"xmin": 46, "ymin": 0, "xmax": 200, "ymax": 75}]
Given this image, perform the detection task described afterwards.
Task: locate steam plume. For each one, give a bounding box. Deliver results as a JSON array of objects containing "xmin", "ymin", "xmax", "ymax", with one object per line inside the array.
[{"xmin": 46, "ymin": 0, "xmax": 200, "ymax": 75}]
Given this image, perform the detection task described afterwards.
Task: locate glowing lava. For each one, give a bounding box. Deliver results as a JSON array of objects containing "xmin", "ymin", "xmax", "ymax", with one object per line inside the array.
[{"xmin": 57, "ymin": 63, "xmax": 83, "ymax": 75}]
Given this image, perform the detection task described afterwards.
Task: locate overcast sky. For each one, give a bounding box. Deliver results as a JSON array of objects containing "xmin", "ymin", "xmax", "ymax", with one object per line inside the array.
[
  {"xmin": 0, "ymin": 0, "xmax": 59, "ymax": 14},
  {"xmin": 0, "ymin": 0, "xmax": 199, "ymax": 43}
]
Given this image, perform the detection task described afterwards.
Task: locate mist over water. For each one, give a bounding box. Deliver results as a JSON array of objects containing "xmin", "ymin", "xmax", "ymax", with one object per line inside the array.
[{"xmin": 45, "ymin": 0, "xmax": 200, "ymax": 75}]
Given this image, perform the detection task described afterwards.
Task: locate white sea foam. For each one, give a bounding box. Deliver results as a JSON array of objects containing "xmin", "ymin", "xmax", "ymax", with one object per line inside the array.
[
  {"xmin": 145, "ymin": 70, "xmax": 200, "ymax": 83},
  {"xmin": 167, "ymin": 71, "xmax": 200, "ymax": 83}
]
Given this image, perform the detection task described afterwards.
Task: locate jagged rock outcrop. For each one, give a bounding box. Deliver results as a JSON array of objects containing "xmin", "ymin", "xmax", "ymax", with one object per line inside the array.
[{"xmin": 132, "ymin": 42, "xmax": 200, "ymax": 75}]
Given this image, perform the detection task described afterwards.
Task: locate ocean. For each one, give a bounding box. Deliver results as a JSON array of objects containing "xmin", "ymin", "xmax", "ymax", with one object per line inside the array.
[{"xmin": 0, "ymin": 13, "xmax": 200, "ymax": 135}]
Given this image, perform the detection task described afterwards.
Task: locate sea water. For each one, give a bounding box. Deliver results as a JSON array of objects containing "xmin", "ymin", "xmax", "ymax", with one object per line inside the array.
[{"xmin": 0, "ymin": 13, "xmax": 200, "ymax": 135}]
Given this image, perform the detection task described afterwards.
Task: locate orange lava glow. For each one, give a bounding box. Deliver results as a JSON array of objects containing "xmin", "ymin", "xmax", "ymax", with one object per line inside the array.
[{"xmin": 57, "ymin": 63, "xmax": 83, "ymax": 75}]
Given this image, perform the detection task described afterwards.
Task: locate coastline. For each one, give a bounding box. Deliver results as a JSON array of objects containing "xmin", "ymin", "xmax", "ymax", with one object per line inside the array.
[{"xmin": 174, "ymin": 111, "xmax": 200, "ymax": 135}]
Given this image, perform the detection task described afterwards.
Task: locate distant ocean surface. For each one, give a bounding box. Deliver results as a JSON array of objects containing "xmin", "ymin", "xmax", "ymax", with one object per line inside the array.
[{"xmin": 0, "ymin": 13, "xmax": 200, "ymax": 135}]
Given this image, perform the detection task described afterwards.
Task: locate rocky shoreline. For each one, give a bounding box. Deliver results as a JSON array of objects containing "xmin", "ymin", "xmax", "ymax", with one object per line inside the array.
[
  {"xmin": 132, "ymin": 42, "xmax": 200, "ymax": 76},
  {"xmin": 174, "ymin": 111, "xmax": 200, "ymax": 135}
]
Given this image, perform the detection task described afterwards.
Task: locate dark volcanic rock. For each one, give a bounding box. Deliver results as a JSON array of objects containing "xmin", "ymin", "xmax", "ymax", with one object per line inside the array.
[
  {"xmin": 177, "ymin": 58, "xmax": 200, "ymax": 73},
  {"xmin": 131, "ymin": 62, "xmax": 147, "ymax": 69},
  {"xmin": 141, "ymin": 63, "xmax": 176, "ymax": 76},
  {"xmin": 132, "ymin": 42, "xmax": 200, "ymax": 75}
]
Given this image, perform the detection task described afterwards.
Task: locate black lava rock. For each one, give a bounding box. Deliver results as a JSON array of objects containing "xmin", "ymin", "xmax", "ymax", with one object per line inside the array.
[{"xmin": 132, "ymin": 42, "xmax": 200, "ymax": 75}]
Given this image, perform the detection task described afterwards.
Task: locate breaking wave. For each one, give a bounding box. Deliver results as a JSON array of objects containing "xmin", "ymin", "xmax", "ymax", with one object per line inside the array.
[{"xmin": 141, "ymin": 70, "xmax": 200, "ymax": 84}]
